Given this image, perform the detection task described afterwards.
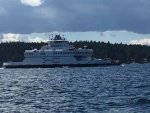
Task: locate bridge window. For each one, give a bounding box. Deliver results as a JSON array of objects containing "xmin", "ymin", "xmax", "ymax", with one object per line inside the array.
[{"xmin": 41, "ymin": 53, "xmax": 45, "ymax": 55}]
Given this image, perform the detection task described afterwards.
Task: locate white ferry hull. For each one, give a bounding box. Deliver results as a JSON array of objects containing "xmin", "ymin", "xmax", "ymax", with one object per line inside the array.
[
  {"xmin": 3, "ymin": 60, "xmax": 120, "ymax": 68},
  {"xmin": 3, "ymin": 35, "xmax": 120, "ymax": 68}
]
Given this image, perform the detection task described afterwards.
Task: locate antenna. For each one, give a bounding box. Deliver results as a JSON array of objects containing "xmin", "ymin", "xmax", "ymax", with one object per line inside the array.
[
  {"xmin": 62, "ymin": 35, "xmax": 64, "ymax": 40},
  {"xmin": 49, "ymin": 35, "xmax": 50, "ymax": 40}
]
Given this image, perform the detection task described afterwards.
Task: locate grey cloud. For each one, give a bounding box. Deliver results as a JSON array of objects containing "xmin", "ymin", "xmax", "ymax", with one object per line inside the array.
[{"xmin": 0, "ymin": 0, "xmax": 150, "ymax": 34}]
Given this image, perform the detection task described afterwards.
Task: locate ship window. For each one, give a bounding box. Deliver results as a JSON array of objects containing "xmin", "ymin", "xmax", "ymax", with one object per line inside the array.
[
  {"xmin": 41, "ymin": 53, "xmax": 45, "ymax": 55},
  {"xmin": 29, "ymin": 53, "xmax": 33, "ymax": 55}
]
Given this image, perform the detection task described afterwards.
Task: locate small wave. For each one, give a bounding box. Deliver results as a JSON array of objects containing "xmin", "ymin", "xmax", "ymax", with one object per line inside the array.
[
  {"xmin": 136, "ymin": 98, "xmax": 150, "ymax": 105},
  {"xmin": 121, "ymin": 64, "xmax": 125, "ymax": 66},
  {"xmin": 106, "ymin": 102, "xmax": 123, "ymax": 106},
  {"xmin": 134, "ymin": 84, "xmax": 150, "ymax": 88}
]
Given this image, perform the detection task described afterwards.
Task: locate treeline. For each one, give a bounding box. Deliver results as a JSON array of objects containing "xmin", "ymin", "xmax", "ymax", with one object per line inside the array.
[
  {"xmin": 0, "ymin": 41, "xmax": 150, "ymax": 66},
  {"xmin": 0, "ymin": 42, "xmax": 45, "ymax": 66},
  {"xmin": 71, "ymin": 41, "xmax": 150, "ymax": 63}
]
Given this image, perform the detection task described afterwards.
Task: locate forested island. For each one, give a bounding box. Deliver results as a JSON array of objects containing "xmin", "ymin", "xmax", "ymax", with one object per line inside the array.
[{"xmin": 0, "ymin": 41, "xmax": 150, "ymax": 66}]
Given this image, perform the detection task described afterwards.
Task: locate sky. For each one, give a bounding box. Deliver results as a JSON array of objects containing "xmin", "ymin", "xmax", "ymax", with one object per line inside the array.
[{"xmin": 1, "ymin": 0, "xmax": 150, "ymax": 45}]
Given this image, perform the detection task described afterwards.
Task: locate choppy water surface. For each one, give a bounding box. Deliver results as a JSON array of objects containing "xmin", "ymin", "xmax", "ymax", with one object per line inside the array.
[{"xmin": 0, "ymin": 64, "xmax": 150, "ymax": 113}]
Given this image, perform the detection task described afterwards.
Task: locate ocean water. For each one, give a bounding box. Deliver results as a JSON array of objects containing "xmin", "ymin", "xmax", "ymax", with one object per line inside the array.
[{"xmin": 0, "ymin": 64, "xmax": 150, "ymax": 113}]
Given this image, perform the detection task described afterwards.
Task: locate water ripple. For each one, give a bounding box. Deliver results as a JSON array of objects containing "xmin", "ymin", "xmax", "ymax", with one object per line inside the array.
[{"xmin": 0, "ymin": 64, "xmax": 150, "ymax": 112}]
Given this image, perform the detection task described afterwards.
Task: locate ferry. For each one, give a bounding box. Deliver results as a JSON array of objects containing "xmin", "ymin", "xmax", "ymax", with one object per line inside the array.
[{"xmin": 3, "ymin": 35, "xmax": 117, "ymax": 68}]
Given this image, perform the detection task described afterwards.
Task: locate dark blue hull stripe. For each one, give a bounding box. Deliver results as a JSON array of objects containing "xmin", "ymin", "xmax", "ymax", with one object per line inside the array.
[{"xmin": 3, "ymin": 63, "xmax": 120, "ymax": 68}]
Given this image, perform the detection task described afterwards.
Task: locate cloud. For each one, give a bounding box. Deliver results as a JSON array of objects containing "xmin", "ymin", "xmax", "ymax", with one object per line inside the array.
[
  {"xmin": 0, "ymin": 7, "xmax": 6, "ymax": 15},
  {"xmin": 1, "ymin": 33, "xmax": 47, "ymax": 42},
  {"xmin": 129, "ymin": 38, "xmax": 150, "ymax": 45},
  {"xmin": 1, "ymin": 0, "xmax": 150, "ymax": 34},
  {"xmin": 28, "ymin": 37, "xmax": 47, "ymax": 42},
  {"xmin": 20, "ymin": 0, "xmax": 45, "ymax": 7},
  {"xmin": 2, "ymin": 33, "xmax": 22, "ymax": 42}
]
